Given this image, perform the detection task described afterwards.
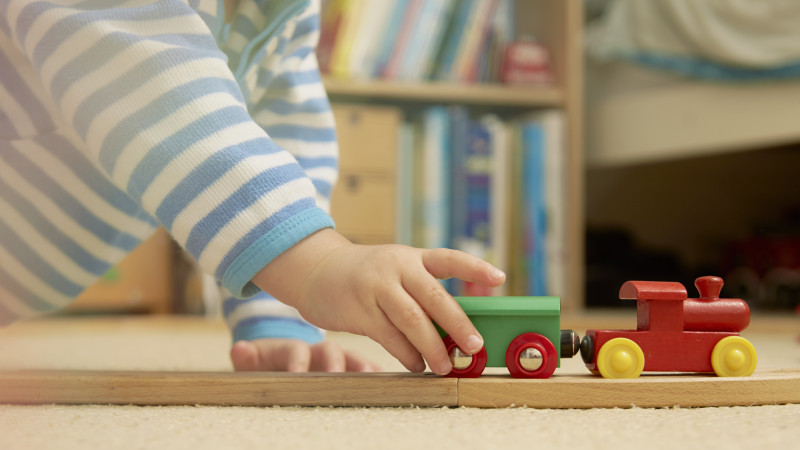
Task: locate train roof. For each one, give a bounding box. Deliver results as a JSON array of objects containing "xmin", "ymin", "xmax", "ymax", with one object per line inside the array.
[
  {"xmin": 619, "ymin": 280, "xmax": 688, "ymax": 301},
  {"xmin": 455, "ymin": 296, "xmax": 560, "ymax": 316}
]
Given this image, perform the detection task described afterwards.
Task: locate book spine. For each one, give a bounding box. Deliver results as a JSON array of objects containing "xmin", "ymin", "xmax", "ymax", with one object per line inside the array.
[
  {"xmin": 421, "ymin": 107, "xmax": 451, "ymax": 250},
  {"xmin": 371, "ymin": 0, "xmax": 411, "ymax": 77},
  {"xmin": 328, "ymin": 0, "xmax": 366, "ymax": 79},
  {"xmin": 416, "ymin": 0, "xmax": 457, "ymax": 81},
  {"xmin": 459, "ymin": 0, "xmax": 500, "ymax": 83},
  {"xmin": 348, "ymin": 0, "xmax": 396, "ymax": 79},
  {"xmin": 521, "ymin": 120, "xmax": 547, "ymax": 296},
  {"xmin": 432, "ymin": 0, "xmax": 473, "ymax": 80},
  {"xmin": 382, "ymin": 0, "xmax": 425, "ymax": 79},
  {"xmin": 397, "ymin": 121, "xmax": 416, "ymax": 246},
  {"xmin": 482, "ymin": 114, "xmax": 511, "ymax": 296},
  {"xmin": 317, "ymin": 0, "xmax": 347, "ymax": 73}
]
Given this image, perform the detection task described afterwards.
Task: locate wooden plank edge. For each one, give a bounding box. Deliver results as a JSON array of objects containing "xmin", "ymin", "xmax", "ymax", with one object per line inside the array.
[
  {"xmin": 3, "ymin": 370, "xmax": 798, "ymax": 409},
  {"xmin": 457, "ymin": 370, "xmax": 800, "ymax": 408},
  {"xmin": 0, "ymin": 371, "xmax": 457, "ymax": 407}
]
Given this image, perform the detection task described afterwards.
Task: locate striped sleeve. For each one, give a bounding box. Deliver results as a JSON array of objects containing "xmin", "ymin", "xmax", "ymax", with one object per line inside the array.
[
  {"xmin": 0, "ymin": 0, "xmax": 334, "ymax": 304},
  {"xmin": 220, "ymin": 0, "xmax": 336, "ymax": 343}
]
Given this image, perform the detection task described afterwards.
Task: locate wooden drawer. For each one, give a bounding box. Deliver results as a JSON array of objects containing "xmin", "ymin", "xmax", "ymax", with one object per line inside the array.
[
  {"xmin": 69, "ymin": 228, "xmax": 174, "ymax": 314},
  {"xmin": 331, "ymin": 173, "xmax": 396, "ymax": 240},
  {"xmin": 333, "ymin": 104, "xmax": 401, "ymax": 173}
]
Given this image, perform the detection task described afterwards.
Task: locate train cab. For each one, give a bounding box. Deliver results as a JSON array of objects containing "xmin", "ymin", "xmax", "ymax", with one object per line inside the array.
[{"xmin": 580, "ymin": 276, "xmax": 757, "ymax": 378}]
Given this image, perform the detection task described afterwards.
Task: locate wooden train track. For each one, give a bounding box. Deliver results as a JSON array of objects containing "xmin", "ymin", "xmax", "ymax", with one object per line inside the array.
[{"xmin": 1, "ymin": 369, "xmax": 798, "ymax": 408}]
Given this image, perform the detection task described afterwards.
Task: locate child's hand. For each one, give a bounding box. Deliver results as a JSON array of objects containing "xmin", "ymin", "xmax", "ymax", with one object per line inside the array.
[
  {"xmin": 230, "ymin": 338, "xmax": 380, "ymax": 372},
  {"xmin": 252, "ymin": 229, "xmax": 506, "ymax": 375}
]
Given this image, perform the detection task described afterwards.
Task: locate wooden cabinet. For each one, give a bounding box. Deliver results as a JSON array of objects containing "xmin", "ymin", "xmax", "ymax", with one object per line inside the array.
[
  {"xmin": 330, "ymin": 104, "xmax": 402, "ymax": 245},
  {"xmin": 67, "ymin": 228, "xmax": 175, "ymax": 314}
]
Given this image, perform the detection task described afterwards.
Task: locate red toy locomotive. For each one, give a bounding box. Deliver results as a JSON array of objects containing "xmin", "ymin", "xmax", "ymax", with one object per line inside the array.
[{"xmin": 580, "ymin": 276, "xmax": 757, "ymax": 378}]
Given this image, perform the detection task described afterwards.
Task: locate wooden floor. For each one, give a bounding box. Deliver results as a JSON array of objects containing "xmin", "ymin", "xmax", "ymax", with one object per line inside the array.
[{"xmin": 1, "ymin": 369, "xmax": 798, "ymax": 409}]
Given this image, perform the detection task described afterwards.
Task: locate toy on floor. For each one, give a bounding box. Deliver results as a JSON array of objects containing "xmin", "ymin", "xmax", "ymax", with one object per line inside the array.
[
  {"xmin": 439, "ymin": 296, "xmax": 580, "ymax": 378},
  {"xmin": 580, "ymin": 276, "xmax": 757, "ymax": 378}
]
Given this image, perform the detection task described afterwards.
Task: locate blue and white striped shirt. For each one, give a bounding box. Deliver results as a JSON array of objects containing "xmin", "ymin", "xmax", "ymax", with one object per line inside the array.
[{"xmin": 0, "ymin": 0, "xmax": 337, "ymax": 343}]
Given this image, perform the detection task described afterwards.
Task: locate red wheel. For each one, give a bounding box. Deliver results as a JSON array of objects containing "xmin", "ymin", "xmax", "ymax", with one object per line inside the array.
[
  {"xmin": 505, "ymin": 333, "xmax": 558, "ymax": 379},
  {"xmin": 443, "ymin": 335, "xmax": 487, "ymax": 378}
]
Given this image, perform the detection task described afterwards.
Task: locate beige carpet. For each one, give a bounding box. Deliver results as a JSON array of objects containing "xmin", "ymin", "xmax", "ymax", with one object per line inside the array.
[{"xmin": 1, "ymin": 314, "xmax": 798, "ymax": 449}]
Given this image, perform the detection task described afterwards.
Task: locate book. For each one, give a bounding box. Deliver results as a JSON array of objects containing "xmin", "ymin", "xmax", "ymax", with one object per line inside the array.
[
  {"xmin": 327, "ymin": 0, "xmax": 366, "ymax": 79},
  {"xmin": 431, "ymin": 0, "xmax": 473, "ymax": 81},
  {"xmin": 520, "ymin": 119, "xmax": 547, "ymax": 296},
  {"xmin": 370, "ymin": 0, "xmax": 410, "ymax": 78},
  {"xmin": 482, "ymin": 114, "xmax": 511, "ymax": 296},
  {"xmin": 457, "ymin": 119, "xmax": 493, "ymax": 296},
  {"xmin": 535, "ymin": 111, "xmax": 566, "ymax": 297},
  {"xmin": 421, "ymin": 107, "xmax": 451, "ymax": 250},
  {"xmin": 448, "ymin": 105, "xmax": 470, "ymax": 253},
  {"xmin": 321, "ymin": 0, "xmax": 516, "ymax": 83},
  {"xmin": 456, "ymin": 0, "xmax": 499, "ymax": 83},
  {"xmin": 397, "ymin": 0, "xmax": 455, "ymax": 81},
  {"xmin": 397, "ymin": 121, "xmax": 416, "ymax": 246},
  {"xmin": 317, "ymin": 0, "xmax": 347, "ymax": 73},
  {"xmin": 346, "ymin": 0, "xmax": 397, "ymax": 79},
  {"xmin": 394, "ymin": 109, "xmax": 563, "ymax": 297},
  {"xmin": 381, "ymin": 0, "xmax": 425, "ymax": 79},
  {"xmin": 415, "ymin": 0, "xmax": 457, "ymax": 81}
]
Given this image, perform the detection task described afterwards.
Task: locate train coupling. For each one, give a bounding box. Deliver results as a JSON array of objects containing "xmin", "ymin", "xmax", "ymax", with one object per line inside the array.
[{"xmin": 560, "ymin": 330, "xmax": 581, "ymax": 358}]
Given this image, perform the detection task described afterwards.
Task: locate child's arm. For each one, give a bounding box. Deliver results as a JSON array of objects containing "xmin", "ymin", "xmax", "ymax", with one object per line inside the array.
[
  {"xmin": 220, "ymin": 0, "xmax": 350, "ymax": 366},
  {"xmin": 0, "ymin": 1, "xmax": 503, "ymax": 375},
  {"xmin": 251, "ymin": 228, "xmax": 506, "ymax": 375}
]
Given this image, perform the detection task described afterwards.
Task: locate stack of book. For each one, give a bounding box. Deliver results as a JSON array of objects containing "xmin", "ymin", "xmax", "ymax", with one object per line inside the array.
[
  {"xmin": 397, "ymin": 107, "xmax": 566, "ymax": 297},
  {"xmin": 318, "ymin": 0, "xmax": 516, "ymax": 83}
]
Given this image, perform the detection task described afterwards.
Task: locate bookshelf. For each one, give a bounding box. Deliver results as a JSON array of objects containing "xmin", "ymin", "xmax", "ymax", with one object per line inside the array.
[{"xmin": 325, "ymin": 0, "xmax": 585, "ymax": 310}]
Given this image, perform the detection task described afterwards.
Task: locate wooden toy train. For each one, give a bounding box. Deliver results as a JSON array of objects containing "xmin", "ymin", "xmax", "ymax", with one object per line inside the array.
[{"xmin": 441, "ymin": 276, "xmax": 757, "ymax": 379}]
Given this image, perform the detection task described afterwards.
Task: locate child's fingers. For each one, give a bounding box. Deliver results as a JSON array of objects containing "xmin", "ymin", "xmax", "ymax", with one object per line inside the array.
[
  {"xmin": 344, "ymin": 351, "xmax": 381, "ymax": 372},
  {"xmin": 280, "ymin": 340, "xmax": 312, "ymax": 372},
  {"xmin": 363, "ymin": 311, "xmax": 426, "ymax": 373},
  {"xmin": 230, "ymin": 340, "xmax": 260, "ymax": 371},
  {"xmin": 401, "ymin": 271, "xmax": 484, "ymax": 357},
  {"xmin": 421, "ymin": 248, "xmax": 506, "ymax": 286},
  {"xmin": 377, "ymin": 288, "xmax": 453, "ymax": 375},
  {"xmin": 309, "ymin": 341, "xmax": 346, "ymax": 372}
]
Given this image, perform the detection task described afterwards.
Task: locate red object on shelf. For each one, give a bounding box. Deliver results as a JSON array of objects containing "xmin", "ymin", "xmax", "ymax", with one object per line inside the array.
[{"xmin": 500, "ymin": 39, "xmax": 552, "ymax": 85}]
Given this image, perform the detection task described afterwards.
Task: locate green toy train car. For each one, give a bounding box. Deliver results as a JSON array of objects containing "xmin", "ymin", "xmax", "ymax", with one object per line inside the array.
[{"xmin": 439, "ymin": 296, "xmax": 580, "ymax": 378}]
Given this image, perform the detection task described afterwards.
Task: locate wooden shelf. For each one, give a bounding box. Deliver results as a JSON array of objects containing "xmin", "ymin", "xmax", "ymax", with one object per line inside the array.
[
  {"xmin": 586, "ymin": 79, "xmax": 800, "ymax": 168},
  {"xmin": 323, "ymin": 77, "xmax": 564, "ymax": 107}
]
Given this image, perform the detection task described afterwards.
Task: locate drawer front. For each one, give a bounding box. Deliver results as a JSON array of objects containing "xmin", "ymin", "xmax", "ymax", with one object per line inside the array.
[
  {"xmin": 333, "ymin": 104, "xmax": 400, "ymax": 173},
  {"xmin": 331, "ymin": 173, "xmax": 396, "ymax": 239}
]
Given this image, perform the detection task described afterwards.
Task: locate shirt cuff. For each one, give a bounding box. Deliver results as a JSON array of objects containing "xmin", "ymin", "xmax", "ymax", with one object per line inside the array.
[
  {"xmin": 232, "ymin": 316, "xmax": 324, "ymax": 344},
  {"xmin": 222, "ymin": 207, "xmax": 334, "ymax": 298}
]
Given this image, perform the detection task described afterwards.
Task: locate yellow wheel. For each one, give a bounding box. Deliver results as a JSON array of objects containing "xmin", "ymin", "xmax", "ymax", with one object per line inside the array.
[
  {"xmin": 596, "ymin": 338, "xmax": 645, "ymax": 379},
  {"xmin": 711, "ymin": 336, "xmax": 757, "ymax": 377}
]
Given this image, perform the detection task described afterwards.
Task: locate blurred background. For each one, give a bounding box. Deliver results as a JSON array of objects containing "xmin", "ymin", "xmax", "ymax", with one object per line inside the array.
[{"xmin": 62, "ymin": 0, "xmax": 800, "ymax": 320}]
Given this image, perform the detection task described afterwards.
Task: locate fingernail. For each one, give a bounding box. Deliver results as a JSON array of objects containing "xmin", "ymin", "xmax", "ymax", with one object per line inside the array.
[
  {"xmin": 490, "ymin": 267, "xmax": 506, "ymax": 280},
  {"xmin": 438, "ymin": 361, "xmax": 453, "ymax": 375},
  {"xmin": 467, "ymin": 334, "xmax": 484, "ymax": 353},
  {"xmin": 414, "ymin": 361, "xmax": 427, "ymax": 373}
]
